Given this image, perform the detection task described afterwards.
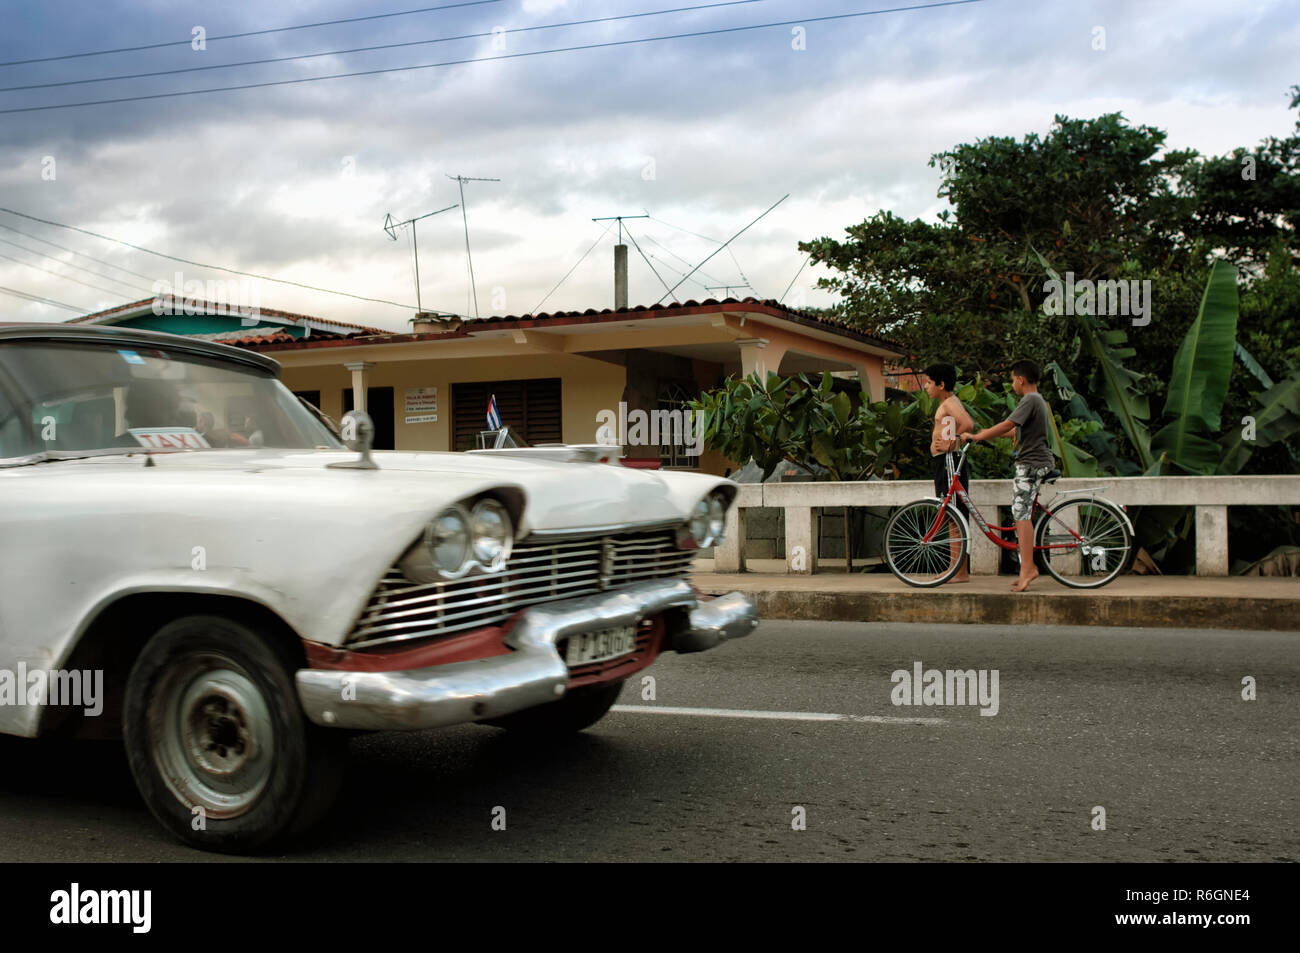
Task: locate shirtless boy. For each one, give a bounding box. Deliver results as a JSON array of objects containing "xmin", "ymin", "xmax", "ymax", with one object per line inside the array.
[{"xmin": 920, "ymin": 364, "xmax": 974, "ymax": 583}]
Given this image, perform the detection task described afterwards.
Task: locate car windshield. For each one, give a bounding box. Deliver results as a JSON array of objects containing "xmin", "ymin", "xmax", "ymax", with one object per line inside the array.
[{"xmin": 0, "ymin": 339, "xmax": 343, "ymax": 459}]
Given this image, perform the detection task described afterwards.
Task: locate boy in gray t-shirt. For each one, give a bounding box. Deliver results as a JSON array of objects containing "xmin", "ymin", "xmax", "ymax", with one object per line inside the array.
[{"xmin": 959, "ymin": 359, "xmax": 1055, "ymax": 592}]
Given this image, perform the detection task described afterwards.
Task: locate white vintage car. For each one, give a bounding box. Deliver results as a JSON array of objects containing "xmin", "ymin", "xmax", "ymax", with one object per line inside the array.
[{"xmin": 0, "ymin": 323, "xmax": 757, "ymax": 852}]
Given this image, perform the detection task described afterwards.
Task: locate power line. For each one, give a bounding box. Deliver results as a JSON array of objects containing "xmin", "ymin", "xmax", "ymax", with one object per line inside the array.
[
  {"xmin": 622, "ymin": 223, "xmax": 675, "ymax": 299},
  {"xmin": 0, "ymin": 207, "xmax": 423, "ymax": 311},
  {"xmin": 645, "ymin": 213, "xmax": 725, "ymax": 244},
  {"xmin": 779, "ymin": 254, "xmax": 811, "ymax": 303},
  {"xmin": 0, "ymin": 1, "xmax": 765, "ymax": 93},
  {"xmin": 655, "ymin": 193, "xmax": 789, "ymax": 304},
  {"xmin": 647, "ymin": 211, "xmax": 752, "ymax": 292},
  {"xmin": 643, "ymin": 234, "xmax": 730, "ymax": 286},
  {"xmin": 648, "ymin": 253, "xmax": 715, "ymax": 294},
  {"xmin": 0, "ymin": 285, "xmax": 87, "ymax": 312},
  {"xmin": 0, "ymin": 235, "xmax": 154, "ymax": 293},
  {"xmin": 0, "ymin": 250, "xmax": 151, "ymax": 298},
  {"xmin": 0, "ymin": 1, "xmax": 985, "ymax": 115},
  {"xmin": 0, "ymin": 220, "xmax": 161, "ymax": 283},
  {"xmin": 531, "ymin": 221, "xmax": 615, "ymax": 315},
  {"xmin": 0, "ymin": 1, "xmax": 503, "ymax": 69}
]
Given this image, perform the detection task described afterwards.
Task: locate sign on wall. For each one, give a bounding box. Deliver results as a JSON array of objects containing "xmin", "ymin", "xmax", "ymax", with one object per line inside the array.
[{"xmin": 404, "ymin": 387, "xmax": 438, "ymax": 424}]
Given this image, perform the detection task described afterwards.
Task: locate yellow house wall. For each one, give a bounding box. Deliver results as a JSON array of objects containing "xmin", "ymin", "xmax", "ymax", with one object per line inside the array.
[{"xmin": 279, "ymin": 353, "xmax": 627, "ymax": 452}]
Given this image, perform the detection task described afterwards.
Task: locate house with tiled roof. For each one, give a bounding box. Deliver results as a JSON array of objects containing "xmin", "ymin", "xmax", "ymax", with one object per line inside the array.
[
  {"xmin": 67, "ymin": 295, "xmax": 383, "ymax": 342},
  {"xmin": 69, "ymin": 293, "xmax": 906, "ymax": 475}
]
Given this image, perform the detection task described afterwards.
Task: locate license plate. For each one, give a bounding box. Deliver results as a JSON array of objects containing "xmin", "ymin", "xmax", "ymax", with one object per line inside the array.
[{"xmin": 565, "ymin": 624, "xmax": 637, "ymax": 666}]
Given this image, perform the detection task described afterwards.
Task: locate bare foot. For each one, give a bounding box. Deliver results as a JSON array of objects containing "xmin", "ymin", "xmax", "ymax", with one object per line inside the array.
[
  {"xmin": 1010, "ymin": 569, "xmax": 1039, "ymax": 592},
  {"xmin": 947, "ymin": 573, "xmax": 971, "ymax": 584}
]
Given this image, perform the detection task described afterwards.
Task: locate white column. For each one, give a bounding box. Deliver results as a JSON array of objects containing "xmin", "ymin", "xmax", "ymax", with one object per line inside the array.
[
  {"xmin": 737, "ymin": 338, "xmax": 769, "ymax": 380},
  {"xmin": 1195, "ymin": 505, "xmax": 1229, "ymax": 576},
  {"xmin": 344, "ymin": 362, "xmax": 374, "ymax": 414},
  {"xmin": 785, "ymin": 506, "xmax": 818, "ymax": 574},
  {"xmin": 715, "ymin": 506, "xmax": 746, "ymax": 572}
]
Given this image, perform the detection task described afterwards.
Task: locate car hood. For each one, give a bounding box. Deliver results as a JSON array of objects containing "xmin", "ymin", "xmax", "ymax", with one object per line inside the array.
[{"xmin": 20, "ymin": 447, "xmax": 732, "ymax": 537}]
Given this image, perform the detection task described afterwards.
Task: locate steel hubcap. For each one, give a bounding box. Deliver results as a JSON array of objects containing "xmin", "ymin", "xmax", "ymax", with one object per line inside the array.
[{"xmin": 154, "ymin": 659, "xmax": 275, "ymax": 819}]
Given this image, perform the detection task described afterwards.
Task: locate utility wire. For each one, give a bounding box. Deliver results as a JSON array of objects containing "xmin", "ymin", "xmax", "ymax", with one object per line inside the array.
[
  {"xmin": 0, "ymin": 220, "xmax": 161, "ymax": 283},
  {"xmin": 0, "ymin": 1, "xmax": 502, "ymax": 69},
  {"xmin": 0, "ymin": 285, "xmax": 87, "ymax": 311},
  {"xmin": 0, "ymin": 1, "xmax": 765, "ymax": 93},
  {"xmin": 0, "ymin": 235, "xmax": 154, "ymax": 293},
  {"xmin": 647, "ymin": 213, "xmax": 752, "ymax": 292},
  {"xmin": 0, "ymin": 207, "xmax": 422, "ymax": 311},
  {"xmin": 649, "ymin": 253, "xmax": 714, "ymax": 294},
  {"xmin": 645, "ymin": 213, "xmax": 725, "ymax": 244},
  {"xmin": 622, "ymin": 224, "xmax": 674, "ymax": 299},
  {"xmin": 0, "ymin": 250, "xmax": 151, "ymax": 298},
  {"xmin": 655, "ymin": 194, "xmax": 788, "ymax": 304},
  {"xmin": 531, "ymin": 221, "xmax": 615, "ymax": 315},
  {"xmin": 643, "ymin": 234, "xmax": 730, "ymax": 287},
  {"xmin": 0, "ymin": 1, "xmax": 985, "ymax": 114},
  {"xmin": 779, "ymin": 254, "xmax": 810, "ymax": 303}
]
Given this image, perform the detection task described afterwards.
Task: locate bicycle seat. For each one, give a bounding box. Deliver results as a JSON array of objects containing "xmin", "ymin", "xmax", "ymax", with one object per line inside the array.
[{"xmin": 1042, "ymin": 468, "xmax": 1062, "ymax": 484}]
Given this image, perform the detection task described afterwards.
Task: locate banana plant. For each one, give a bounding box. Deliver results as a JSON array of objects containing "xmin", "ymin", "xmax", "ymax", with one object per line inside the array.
[
  {"xmin": 1219, "ymin": 370, "xmax": 1300, "ymax": 473},
  {"xmin": 1150, "ymin": 260, "xmax": 1240, "ymax": 474},
  {"xmin": 1032, "ymin": 248, "xmax": 1154, "ymax": 469}
]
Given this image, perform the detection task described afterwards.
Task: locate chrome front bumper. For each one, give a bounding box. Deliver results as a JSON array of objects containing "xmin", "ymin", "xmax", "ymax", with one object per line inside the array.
[{"xmin": 295, "ymin": 579, "xmax": 758, "ymax": 731}]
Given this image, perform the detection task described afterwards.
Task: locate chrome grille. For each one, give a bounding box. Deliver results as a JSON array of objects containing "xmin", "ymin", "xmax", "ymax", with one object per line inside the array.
[{"xmin": 348, "ymin": 530, "xmax": 696, "ymax": 647}]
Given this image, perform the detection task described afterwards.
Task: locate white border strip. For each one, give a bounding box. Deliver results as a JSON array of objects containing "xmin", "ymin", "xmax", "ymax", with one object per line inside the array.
[{"xmin": 611, "ymin": 705, "xmax": 945, "ymax": 725}]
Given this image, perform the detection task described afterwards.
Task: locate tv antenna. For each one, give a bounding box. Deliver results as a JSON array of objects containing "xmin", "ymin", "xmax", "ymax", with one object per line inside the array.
[
  {"xmin": 447, "ymin": 173, "xmax": 500, "ymax": 319},
  {"xmin": 705, "ymin": 284, "xmax": 753, "ymax": 298},
  {"xmin": 382, "ymin": 205, "xmax": 457, "ymax": 313},
  {"xmin": 591, "ymin": 214, "xmax": 648, "ymax": 244}
]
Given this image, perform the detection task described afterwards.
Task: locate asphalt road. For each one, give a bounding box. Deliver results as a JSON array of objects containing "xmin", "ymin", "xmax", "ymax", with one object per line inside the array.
[{"xmin": 0, "ymin": 621, "xmax": 1295, "ymax": 862}]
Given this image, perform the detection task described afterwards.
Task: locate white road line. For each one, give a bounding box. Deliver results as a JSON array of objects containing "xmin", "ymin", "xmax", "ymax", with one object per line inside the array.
[{"xmin": 610, "ymin": 705, "xmax": 946, "ymax": 725}]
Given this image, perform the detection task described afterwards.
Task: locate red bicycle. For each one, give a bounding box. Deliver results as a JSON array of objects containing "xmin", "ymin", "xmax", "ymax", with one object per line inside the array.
[{"xmin": 883, "ymin": 442, "xmax": 1134, "ymax": 588}]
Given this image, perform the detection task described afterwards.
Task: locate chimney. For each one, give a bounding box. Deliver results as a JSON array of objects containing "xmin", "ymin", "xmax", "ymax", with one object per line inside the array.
[
  {"xmin": 614, "ymin": 244, "xmax": 628, "ymax": 310},
  {"xmin": 412, "ymin": 312, "xmax": 463, "ymax": 333}
]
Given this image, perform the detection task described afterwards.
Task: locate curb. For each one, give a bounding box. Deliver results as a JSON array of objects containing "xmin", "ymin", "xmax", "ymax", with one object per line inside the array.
[{"xmin": 693, "ymin": 581, "xmax": 1299, "ymax": 631}]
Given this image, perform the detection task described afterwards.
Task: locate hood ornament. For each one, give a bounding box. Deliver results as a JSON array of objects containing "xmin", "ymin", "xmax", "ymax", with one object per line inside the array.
[{"xmin": 328, "ymin": 410, "xmax": 379, "ymax": 470}]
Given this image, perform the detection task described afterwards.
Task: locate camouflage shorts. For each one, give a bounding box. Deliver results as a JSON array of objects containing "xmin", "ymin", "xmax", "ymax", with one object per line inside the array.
[{"xmin": 1012, "ymin": 464, "xmax": 1053, "ymax": 521}]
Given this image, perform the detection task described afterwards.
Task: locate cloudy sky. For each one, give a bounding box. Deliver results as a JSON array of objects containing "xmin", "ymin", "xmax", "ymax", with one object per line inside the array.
[{"xmin": 0, "ymin": 0, "xmax": 1295, "ymax": 329}]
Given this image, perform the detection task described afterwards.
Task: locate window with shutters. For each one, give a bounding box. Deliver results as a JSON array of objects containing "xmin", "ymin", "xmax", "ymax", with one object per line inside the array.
[
  {"xmin": 452, "ymin": 378, "xmax": 562, "ymax": 451},
  {"xmin": 658, "ymin": 380, "xmax": 699, "ymax": 469}
]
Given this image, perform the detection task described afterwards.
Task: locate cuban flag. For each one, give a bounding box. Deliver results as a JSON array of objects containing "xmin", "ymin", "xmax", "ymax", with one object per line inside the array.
[{"xmin": 486, "ymin": 394, "xmax": 501, "ymax": 430}]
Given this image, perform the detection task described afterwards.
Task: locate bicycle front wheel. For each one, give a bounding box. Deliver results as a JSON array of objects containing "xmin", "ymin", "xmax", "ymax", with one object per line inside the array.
[
  {"xmin": 884, "ymin": 500, "xmax": 969, "ymax": 587},
  {"xmin": 1034, "ymin": 498, "xmax": 1132, "ymax": 588}
]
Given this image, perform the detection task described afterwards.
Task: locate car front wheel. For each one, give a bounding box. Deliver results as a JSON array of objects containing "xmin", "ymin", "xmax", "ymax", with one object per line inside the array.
[{"xmin": 123, "ymin": 615, "xmax": 346, "ymax": 853}]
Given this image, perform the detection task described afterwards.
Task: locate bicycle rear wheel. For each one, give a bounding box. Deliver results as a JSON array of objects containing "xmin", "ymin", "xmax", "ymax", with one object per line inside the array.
[
  {"xmin": 1034, "ymin": 498, "xmax": 1132, "ymax": 588},
  {"xmin": 884, "ymin": 500, "xmax": 969, "ymax": 587}
]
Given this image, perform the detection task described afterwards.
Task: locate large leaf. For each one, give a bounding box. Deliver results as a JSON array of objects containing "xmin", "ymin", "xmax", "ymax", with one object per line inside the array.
[
  {"xmin": 1044, "ymin": 360, "xmax": 1124, "ymax": 473},
  {"xmin": 1234, "ymin": 340, "xmax": 1274, "ymax": 390},
  {"xmin": 1149, "ymin": 422, "xmax": 1223, "ymax": 475},
  {"xmin": 1156, "ymin": 260, "xmax": 1239, "ymax": 452},
  {"xmin": 1044, "ymin": 407, "xmax": 1099, "ymax": 476},
  {"xmin": 1033, "ymin": 248, "xmax": 1152, "ymax": 469},
  {"xmin": 1218, "ymin": 369, "xmax": 1300, "ymax": 473}
]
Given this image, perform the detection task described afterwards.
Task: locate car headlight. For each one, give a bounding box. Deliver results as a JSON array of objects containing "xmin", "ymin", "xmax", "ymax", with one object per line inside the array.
[
  {"xmin": 707, "ymin": 494, "xmax": 726, "ymax": 545},
  {"xmin": 428, "ymin": 506, "xmax": 471, "ymax": 576},
  {"xmin": 470, "ymin": 498, "xmax": 512, "ymax": 570},
  {"xmin": 689, "ymin": 498, "xmax": 711, "ymax": 547}
]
